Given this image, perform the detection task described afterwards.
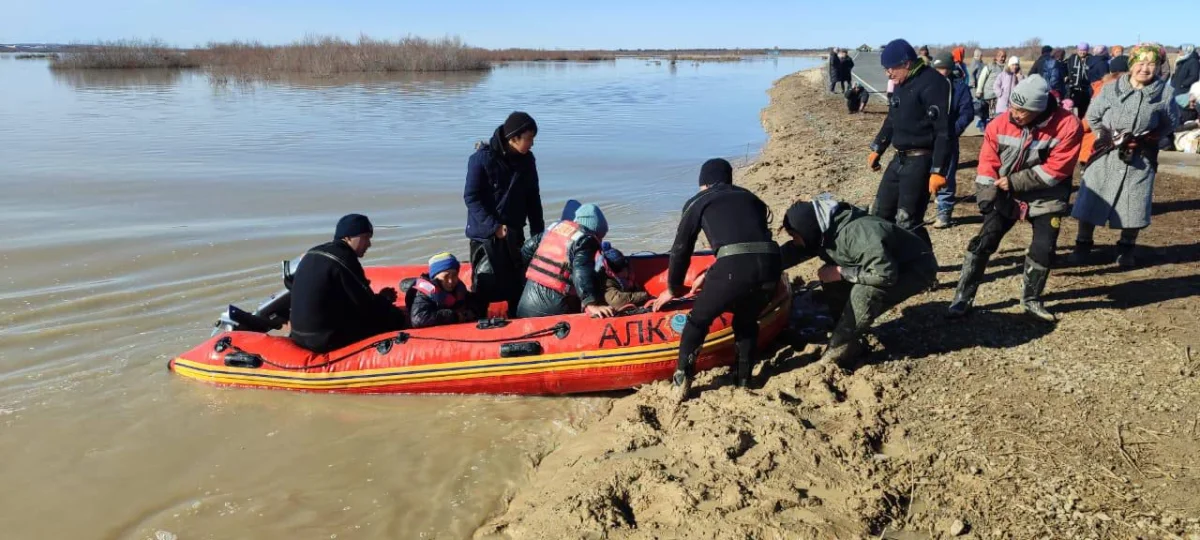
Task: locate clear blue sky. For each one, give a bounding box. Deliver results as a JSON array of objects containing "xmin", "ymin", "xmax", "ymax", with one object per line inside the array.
[{"xmin": 3, "ymin": 0, "xmax": 1189, "ymax": 49}]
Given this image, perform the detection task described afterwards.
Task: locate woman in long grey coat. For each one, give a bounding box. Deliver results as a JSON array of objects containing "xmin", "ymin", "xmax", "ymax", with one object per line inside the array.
[{"xmin": 1070, "ymin": 44, "xmax": 1180, "ymax": 267}]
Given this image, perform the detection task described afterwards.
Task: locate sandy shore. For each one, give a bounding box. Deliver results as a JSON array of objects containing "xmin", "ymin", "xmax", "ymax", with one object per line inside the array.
[{"xmin": 474, "ymin": 68, "xmax": 1200, "ymax": 539}]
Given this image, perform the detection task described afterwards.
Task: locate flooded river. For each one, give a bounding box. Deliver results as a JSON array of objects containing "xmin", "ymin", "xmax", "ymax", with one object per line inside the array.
[{"xmin": 0, "ymin": 54, "xmax": 817, "ymax": 538}]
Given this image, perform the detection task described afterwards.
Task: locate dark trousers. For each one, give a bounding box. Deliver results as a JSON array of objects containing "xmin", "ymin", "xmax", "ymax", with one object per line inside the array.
[
  {"xmin": 1069, "ymin": 87, "xmax": 1091, "ymax": 118},
  {"xmin": 821, "ymin": 255, "xmax": 937, "ymax": 339},
  {"xmin": 872, "ymin": 152, "xmax": 934, "ymax": 247},
  {"xmin": 676, "ymin": 265, "xmax": 778, "ymax": 376},
  {"xmin": 469, "ymin": 229, "xmax": 526, "ymax": 318},
  {"xmin": 967, "ymin": 210, "xmax": 1062, "ymax": 267}
]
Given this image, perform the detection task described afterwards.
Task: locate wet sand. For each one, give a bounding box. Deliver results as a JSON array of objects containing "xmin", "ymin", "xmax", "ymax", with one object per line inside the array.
[{"xmin": 477, "ymin": 68, "xmax": 1200, "ymax": 538}]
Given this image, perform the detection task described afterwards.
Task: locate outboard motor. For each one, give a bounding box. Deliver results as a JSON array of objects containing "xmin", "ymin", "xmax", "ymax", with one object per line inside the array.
[{"xmin": 211, "ymin": 254, "xmax": 306, "ymax": 336}]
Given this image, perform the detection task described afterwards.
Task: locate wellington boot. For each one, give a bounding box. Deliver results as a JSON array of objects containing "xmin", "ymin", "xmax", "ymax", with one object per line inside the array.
[
  {"xmin": 947, "ymin": 251, "xmax": 989, "ymax": 318},
  {"xmin": 1020, "ymin": 257, "xmax": 1056, "ymax": 323},
  {"xmin": 671, "ymin": 370, "xmax": 691, "ymax": 403},
  {"xmin": 821, "ymin": 316, "xmax": 865, "ymax": 370},
  {"xmin": 734, "ymin": 341, "xmax": 754, "ymax": 388}
]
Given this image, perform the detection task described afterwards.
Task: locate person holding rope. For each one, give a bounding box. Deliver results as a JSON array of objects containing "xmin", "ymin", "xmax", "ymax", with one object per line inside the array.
[
  {"xmin": 867, "ymin": 38, "xmax": 952, "ymax": 247},
  {"xmin": 652, "ymin": 158, "xmax": 782, "ymax": 400}
]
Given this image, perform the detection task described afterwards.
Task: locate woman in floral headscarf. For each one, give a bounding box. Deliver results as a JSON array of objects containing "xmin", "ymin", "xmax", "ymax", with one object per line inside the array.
[{"xmin": 1070, "ymin": 44, "xmax": 1180, "ymax": 268}]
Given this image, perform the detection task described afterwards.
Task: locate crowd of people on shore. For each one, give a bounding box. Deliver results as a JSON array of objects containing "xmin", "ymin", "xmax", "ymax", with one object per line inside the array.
[{"xmin": 281, "ymin": 36, "xmax": 1194, "ymax": 400}]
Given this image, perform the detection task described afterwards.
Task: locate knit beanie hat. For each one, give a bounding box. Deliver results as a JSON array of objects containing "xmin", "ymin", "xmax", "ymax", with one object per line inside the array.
[
  {"xmin": 698, "ymin": 158, "xmax": 734, "ymax": 186},
  {"xmin": 502, "ymin": 111, "xmax": 538, "ymax": 140},
  {"xmin": 952, "ymin": 47, "xmax": 965, "ymax": 63},
  {"xmin": 1109, "ymin": 56, "xmax": 1129, "ymax": 73},
  {"xmin": 428, "ymin": 252, "xmax": 460, "ymax": 278},
  {"xmin": 1007, "ymin": 56, "xmax": 1021, "ymax": 67},
  {"xmin": 881, "ymin": 39, "xmax": 918, "ymax": 69},
  {"xmin": 1010, "ymin": 75, "xmax": 1051, "ymax": 113},
  {"xmin": 334, "ymin": 214, "xmax": 373, "ymax": 240},
  {"xmin": 598, "ymin": 241, "xmax": 628, "ymax": 272},
  {"xmin": 573, "ymin": 204, "xmax": 608, "ymax": 239},
  {"xmin": 783, "ymin": 201, "xmax": 821, "ymax": 251}
]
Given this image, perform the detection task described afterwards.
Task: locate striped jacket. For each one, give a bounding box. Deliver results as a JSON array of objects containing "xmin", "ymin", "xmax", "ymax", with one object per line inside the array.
[{"xmin": 975, "ymin": 100, "xmax": 1083, "ymax": 218}]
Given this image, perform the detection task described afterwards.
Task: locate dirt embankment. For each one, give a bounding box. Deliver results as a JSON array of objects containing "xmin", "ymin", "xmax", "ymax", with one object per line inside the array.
[{"xmin": 476, "ymin": 69, "xmax": 1200, "ymax": 539}]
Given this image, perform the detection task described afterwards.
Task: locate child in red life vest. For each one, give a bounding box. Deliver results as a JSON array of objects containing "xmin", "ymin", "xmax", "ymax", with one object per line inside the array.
[
  {"xmin": 596, "ymin": 242, "xmax": 651, "ymax": 308},
  {"xmin": 408, "ymin": 252, "xmax": 480, "ymax": 328}
]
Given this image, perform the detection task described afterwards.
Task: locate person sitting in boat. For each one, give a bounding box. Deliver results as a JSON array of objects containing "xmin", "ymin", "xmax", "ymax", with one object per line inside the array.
[
  {"xmin": 407, "ymin": 252, "xmax": 481, "ymax": 328},
  {"xmin": 289, "ymin": 214, "xmax": 407, "ymax": 353},
  {"xmin": 515, "ymin": 203, "xmax": 616, "ymax": 319},
  {"xmin": 779, "ymin": 194, "xmax": 937, "ymax": 369},
  {"xmin": 596, "ymin": 241, "xmax": 651, "ymax": 309}
]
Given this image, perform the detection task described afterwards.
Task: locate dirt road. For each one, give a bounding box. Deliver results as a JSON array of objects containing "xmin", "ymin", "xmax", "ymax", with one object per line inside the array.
[{"xmin": 476, "ymin": 68, "xmax": 1200, "ymax": 539}]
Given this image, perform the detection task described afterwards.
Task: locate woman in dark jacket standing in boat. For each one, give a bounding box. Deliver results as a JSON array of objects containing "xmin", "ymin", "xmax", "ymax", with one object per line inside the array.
[{"xmin": 463, "ymin": 112, "xmax": 545, "ymax": 317}]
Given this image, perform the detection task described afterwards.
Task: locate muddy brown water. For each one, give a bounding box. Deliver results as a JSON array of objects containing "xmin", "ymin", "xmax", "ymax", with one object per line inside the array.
[{"xmin": 0, "ymin": 54, "xmax": 817, "ymax": 538}]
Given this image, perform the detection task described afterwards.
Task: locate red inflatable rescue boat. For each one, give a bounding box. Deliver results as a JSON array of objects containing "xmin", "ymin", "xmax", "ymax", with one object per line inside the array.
[{"xmin": 169, "ymin": 253, "xmax": 790, "ymax": 394}]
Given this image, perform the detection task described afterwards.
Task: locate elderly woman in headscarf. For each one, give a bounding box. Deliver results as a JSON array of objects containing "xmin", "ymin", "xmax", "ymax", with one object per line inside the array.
[{"xmin": 1070, "ymin": 44, "xmax": 1180, "ymax": 268}]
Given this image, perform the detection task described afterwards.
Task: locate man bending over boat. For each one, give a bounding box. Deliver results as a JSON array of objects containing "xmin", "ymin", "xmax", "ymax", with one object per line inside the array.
[
  {"xmin": 780, "ymin": 194, "xmax": 937, "ymax": 369},
  {"xmin": 289, "ymin": 214, "xmax": 407, "ymax": 353},
  {"xmin": 515, "ymin": 203, "xmax": 616, "ymax": 319},
  {"xmin": 652, "ymin": 158, "xmax": 783, "ymax": 400},
  {"xmin": 408, "ymin": 252, "xmax": 482, "ymax": 328}
]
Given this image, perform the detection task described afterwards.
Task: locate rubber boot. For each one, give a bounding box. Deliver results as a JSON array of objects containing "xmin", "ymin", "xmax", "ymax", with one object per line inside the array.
[
  {"xmin": 820, "ymin": 316, "xmax": 864, "ymax": 370},
  {"xmin": 947, "ymin": 251, "xmax": 989, "ymax": 318},
  {"xmin": 1116, "ymin": 240, "xmax": 1137, "ymax": 269},
  {"xmin": 671, "ymin": 352, "xmax": 696, "ymax": 403},
  {"xmin": 1066, "ymin": 240, "xmax": 1094, "ymax": 266},
  {"xmin": 734, "ymin": 341, "xmax": 754, "ymax": 388},
  {"xmin": 1020, "ymin": 257, "xmax": 1056, "ymax": 323}
]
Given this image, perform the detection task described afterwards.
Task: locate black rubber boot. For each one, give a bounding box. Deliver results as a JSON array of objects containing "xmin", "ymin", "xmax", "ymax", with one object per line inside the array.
[
  {"xmin": 947, "ymin": 251, "xmax": 989, "ymax": 318},
  {"xmin": 1066, "ymin": 240, "xmax": 1094, "ymax": 266},
  {"xmin": 1020, "ymin": 257, "xmax": 1056, "ymax": 323},
  {"xmin": 734, "ymin": 341, "xmax": 754, "ymax": 388},
  {"xmin": 1116, "ymin": 241, "xmax": 1137, "ymax": 269},
  {"xmin": 671, "ymin": 352, "xmax": 696, "ymax": 403}
]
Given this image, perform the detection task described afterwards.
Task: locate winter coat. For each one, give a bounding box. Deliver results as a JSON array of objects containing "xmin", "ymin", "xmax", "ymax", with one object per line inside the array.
[
  {"xmin": 993, "ymin": 70, "xmax": 1024, "ymax": 114},
  {"xmin": 406, "ymin": 275, "xmax": 480, "ymax": 329},
  {"xmin": 1065, "ymin": 54, "xmax": 1092, "ymax": 93},
  {"xmin": 463, "ymin": 126, "xmax": 545, "ymax": 242},
  {"xmin": 950, "ymin": 75, "xmax": 975, "ymax": 138},
  {"xmin": 869, "ymin": 63, "xmax": 954, "ymax": 175},
  {"xmin": 602, "ymin": 277, "xmax": 651, "ymax": 308},
  {"xmin": 1087, "ymin": 54, "xmax": 1110, "ymax": 82},
  {"xmin": 1172, "ymin": 52, "xmax": 1200, "ymax": 98},
  {"xmin": 970, "ymin": 60, "xmax": 984, "ymax": 89},
  {"xmin": 977, "ymin": 61, "xmax": 1004, "ymax": 100},
  {"xmin": 779, "ymin": 196, "xmax": 935, "ymax": 288},
  {"xmin": 1031, "ymin": 54, "xmax": 1067, "ymax": 96},
  {"xmin": 1073, "ymin": 75, "xmax": 1180, "ymax": 229},
  {"xmin": 515, "ymin": 225, "xmax": 603, "ymax": 318},
  {"xmin": 1078, "ymin": 76, "xmax": 1122, "ymax": 164},
  {"xmin": 955, "ymin": 62, "xmax": 972, "ymax": 88},
  {"xmin": 975, "ymin": 95, "xmax": 1082, "ymax": 218},
  {"xmin": 836, "ymin": 56, "xmax": 855, "ymax": 82},
  {"xmin": 289, "ymin": 241, "xmax": 405, "ymax": 353}
]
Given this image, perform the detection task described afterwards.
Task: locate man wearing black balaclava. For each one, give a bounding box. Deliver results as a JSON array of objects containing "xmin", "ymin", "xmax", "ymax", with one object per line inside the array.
[
  {"xmin": 779, "ymin": 194, "xmax": 937, "ymax": 368},
  {"xmin": 652, "ymin": 158, "xmax": 782, "ymax": 401}
]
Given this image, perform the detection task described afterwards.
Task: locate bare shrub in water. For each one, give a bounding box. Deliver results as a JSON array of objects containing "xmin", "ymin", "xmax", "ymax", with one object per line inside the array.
[
  {"xmin": 50, "ymin": 39, "xmax": 200, "ymax": 69},
  {"xmin": 205, "ymin": 35, "xmax": 491, "ymax": 78}
]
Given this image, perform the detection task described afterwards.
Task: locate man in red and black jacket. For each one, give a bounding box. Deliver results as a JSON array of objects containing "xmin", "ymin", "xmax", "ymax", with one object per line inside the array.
[{"xmin": 947, "ymin": 75, "xmax": 1082, "ymax": 323}]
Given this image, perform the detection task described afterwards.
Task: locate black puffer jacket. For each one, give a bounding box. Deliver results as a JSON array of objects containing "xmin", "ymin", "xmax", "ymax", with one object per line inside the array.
[
  {"xmin": 836, "ymin": 56, "xmax": 855, "ymax": 82},
  {"xmin": 289, "ymin": 241, "xmax": 405, "ymax": 353},
  {"xmin": 514, "ymin": 228, "xmax": 603, "ymax": 318},
  {"xmin": 463, "ymin": 126, "xmax": 545, "ymax": 241}
]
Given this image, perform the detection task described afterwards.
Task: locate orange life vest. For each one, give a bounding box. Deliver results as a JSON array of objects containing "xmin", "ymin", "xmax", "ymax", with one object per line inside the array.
[
  {"xmin": 413, "ymin": 276, "xmax": 467, "ymax": 309},
  {"xmin": 526, "ymin": 220, "xmax": 591, "ymax": 296}
]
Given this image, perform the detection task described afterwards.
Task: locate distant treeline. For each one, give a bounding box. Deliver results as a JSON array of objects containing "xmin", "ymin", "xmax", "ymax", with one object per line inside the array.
[{"xmin": 47, "ymin": 37, "xmax": 824, "ymax": 76}]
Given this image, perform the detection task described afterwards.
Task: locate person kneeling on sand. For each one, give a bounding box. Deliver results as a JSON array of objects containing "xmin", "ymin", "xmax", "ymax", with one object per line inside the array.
[
  {"xmin": 515, "ymin": 204, "xmax": 616, "ymax": 319},
  {"xmin": 407, "ymin": 252, "xmax": 482, "ymax": 328},
  {"xmin": 596, "ymin": 241, "xmax": 652, "ymax": 309},
  {"xmin": 289, "ymin": 214, "xmax": 407, "ymax": 353},
  {"xmin": 845, "ymin": 83, "xmax": 869, "ymax": 114},
  {"xmin": 780, "ymin": 194, "xmax": 938, "ymax": 369}
]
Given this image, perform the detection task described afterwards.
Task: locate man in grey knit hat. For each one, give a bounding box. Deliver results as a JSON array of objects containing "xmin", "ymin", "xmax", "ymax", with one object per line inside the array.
[{"xmin": 947, "ymin": 75, "xmax": 1082, "ymax": 322}]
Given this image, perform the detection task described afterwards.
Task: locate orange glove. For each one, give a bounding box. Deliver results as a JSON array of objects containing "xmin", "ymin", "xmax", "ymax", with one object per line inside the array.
[
  {"xmin": 928, "ymin": 173, "xmax": 947, "ymax": 195},
  {"xmin": 867, "ymin": 152, "xmax": 881, "ymax": 171}
]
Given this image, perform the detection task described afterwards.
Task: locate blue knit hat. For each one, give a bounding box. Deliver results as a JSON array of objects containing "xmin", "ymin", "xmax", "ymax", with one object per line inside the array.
[
  {"xmin": 334, "ymin": 213, "xmax": 373, "ymax": 240},
  {"xmin": 599, "ymin": 241, "xmax": 627, "ymax": 270},
  {"xmin": 881, "ymin": 39, "xmax": 918, "ymax": 69},
  {"xmin": 573, "ymin": 204, "xmax": 608, "ymax": 239},
  {"xmin": 428, "ymin": 252, "xmax": 460, "ymax": 278}
]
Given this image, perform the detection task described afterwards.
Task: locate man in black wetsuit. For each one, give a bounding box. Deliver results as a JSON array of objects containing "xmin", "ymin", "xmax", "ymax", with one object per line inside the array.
[
  {"xmin": 289, "ymin": 214, "xmax": 407, "ymax": 353},
  {"xmin": 868, "ymin": 38, "xmax": 953, "ymax": 247},
  {"xmin": 652, "ymin": 158, "xmax": 782, "ymax": 401}
]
